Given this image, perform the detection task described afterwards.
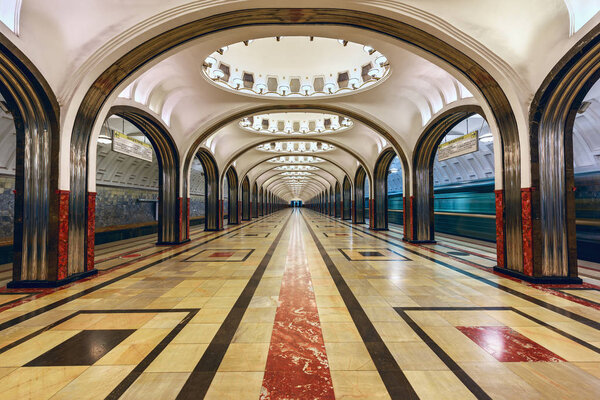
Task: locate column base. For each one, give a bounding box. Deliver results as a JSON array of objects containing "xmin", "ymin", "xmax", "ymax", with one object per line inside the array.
[
  {"xmin": 156, "ymin": 239, "xmax": 190, "ymax": 246},
  {"xmin": 8, "ymin": 269, "xmax": 99, "ymax": 289},
  {"xmin": 493, "ymin": 266, "xmax": 583, "ymax": 284},
  {"xmin": 403, "ymin": 239, "xmax": 437, "ymax": 244}
]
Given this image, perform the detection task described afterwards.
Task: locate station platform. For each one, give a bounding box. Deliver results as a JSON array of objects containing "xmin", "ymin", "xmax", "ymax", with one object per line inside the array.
[{"xmin": 0, "ymin": 209, "xmax": 598, "ymax": 399}]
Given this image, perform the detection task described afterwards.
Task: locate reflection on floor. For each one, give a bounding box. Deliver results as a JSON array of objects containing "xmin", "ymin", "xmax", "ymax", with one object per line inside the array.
[{"xmin": 0, "ymin": 209, "xmax": 599, "ymax": 399}]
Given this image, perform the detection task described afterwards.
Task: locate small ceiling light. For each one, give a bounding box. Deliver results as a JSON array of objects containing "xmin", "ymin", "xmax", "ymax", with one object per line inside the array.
[
  {"xmin": 301, "ymin": 85, "xmax": 312, "ymax": 95},
  {"xmin": 216, "ymin": 46, "xmax": 228, "ymax": 55},
  {"xmin": 376, "ymin": 55, "xmax": 388, "ymax": 66},
  {"xmin": 363, "ymin": 45, "xmax": 375, "ymax": 55},
  {"xmin": 211, "ymin": 69, "xmax": 225, "ymax": 80},
  {"xmin": 324, "ymin": 83, "xmax": 336, "ymax": 94},
  {"xmin": 278, "ymin": 85, "xmax": 290, "ymax": 96},
  {"xmin": 204, "ymin": 57, "xmax": 217, "ymax": 67},
  {"xmin": 348, "ymin": 78, "xmax": 360, "ymax": 89},
  {"xmin": 341, "ymin": 117, "xmax": 352, "ymax": 127},
  {"xmin": 232, "ymin": 78, "xmax": 244, "ymax": 89},
  {"xmin": 368, "ymin": 68, "xmax": 381, "ymax": 78},
  {"xmin": 243, "ymin": 40, "xmax": 254, "ymax": 46},
  {"xmin": 338, "ymin": 39, "xmax": 348, "ymax": 46},
  {"xmin": 255, "ymin": 83, "xmax": 267, "ymax": 94},
  {"xmin": 240, "ymin": 117, "xmax": 251, "ymax": 127}
]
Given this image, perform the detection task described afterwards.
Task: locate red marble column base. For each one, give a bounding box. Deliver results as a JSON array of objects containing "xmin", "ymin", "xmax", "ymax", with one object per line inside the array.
[
  {"xmin": 57, "ymin": 190, "xmax": 70, "ymax": 280},
  {"xmin": 86, "ymin": 192, "xmax": 96, "ymax": 271},
  {"xmin": 494, "ymin": 189, "xmax": 505, "ymax": 269},
  {"xmin": 521, "ymin": 188, "xmax": 534, "ymax": 276}
]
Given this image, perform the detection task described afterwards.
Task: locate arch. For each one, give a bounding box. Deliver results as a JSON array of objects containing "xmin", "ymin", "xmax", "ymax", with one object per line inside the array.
[
  {"xmin": 259, "ymin": 186, "xmax": 264, "ymax": 216},
  {"xmin": 372, "ymin": 148, "xmax": 398, "ymax": 230},
  {"xmin": 354, "ymin": 166, "xmax": 367, "ymax": 224},
  {"xmin": 196, "ymin": 149, "xmax": 221, "ymax": 231},
  {"xmin": 66, "ymin": 9, "xmax": 525, "ymax": 263},
  {"xmin": 241, "ymin": 176, "xmax": 251, "ymax": 221},
  {"xmin": 1, "ymin": 33, "xmax": 63, "ymax": 286},
  {"xmin": 527, "ymin": 25, "xmax": 600, "ymax": 281},
  {"xmin": 342, "ymin": 176, "xmax": 352, "ymax": 220},
  {"xmin": 410, "ymin": 106, "xmax": 497, "ymax": 251},
  {"xmin": 225, "ymin": 166, "xmax": 240, "ymax": 225},
  {"xmin": 252, "ymin": 181, "xmax": 258, "ymax": 218},
  {"xmin": 334, "ymin": 182, "xmax": 342, "ymax": 218}
]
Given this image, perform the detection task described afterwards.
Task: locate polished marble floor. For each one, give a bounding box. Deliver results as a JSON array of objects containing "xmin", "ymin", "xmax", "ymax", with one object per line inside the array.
[{"xmin": 0, "ymin": 209, "xmax": 599, "ymax": 399}]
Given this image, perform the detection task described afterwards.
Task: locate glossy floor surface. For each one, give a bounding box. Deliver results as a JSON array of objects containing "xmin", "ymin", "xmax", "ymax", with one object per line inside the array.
[{"xmin": 0, "ymin": 209, "xmax": 599, "ymax": 399}]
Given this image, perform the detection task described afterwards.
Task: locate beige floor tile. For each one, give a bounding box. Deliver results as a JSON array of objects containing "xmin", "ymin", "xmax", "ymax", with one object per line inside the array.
[
  {"xmin": 374, "ymin": 321, "xmax": 420, "ymax": 342},
  {"xmin": 172, "ymin": 324, "xmax": 221, "ymax": 344},
  {"xmin": 573, "ymin": 362, "xmax": 600, "ymax": 379},
  {"xmin": 232, "ymin": 322, "xmax": 273, "ymax": 343},
  {"xmin": 51, "ymin": 365, "xmax": 134, "ymax": 399},
  {"xmin": 324, "ymin": 342, "xmax": 375, "ymax": 371},
  {"xmin": 219, "ymin": 342, "xmax": 270, "ymax": 371},
  {"xmin": 205, "ymin": 371, "xmax": 264, "ymax": 400},
  {"xmin": 240, "ymin": 307, "xmax": 277, "ymax": 323},
  {"xmin": 119, "ymin": 372, "xmax": 190, "ymax": 400},
  {"xmin": 0, "ymin": 366, "xmax": 87, "ymax": 400},
  {"xmin": 317, "ymin": 307, "xmax": 353, "ymax": 322},
  {"xmin": 87, "ymin": 313, "xmax": 157, "ymax": 329},
  {"xmin": 505, "ymin": 362, "xmax": 600, "ymax": 400},
  {"xmin": 387, "ymin": 341, "xmax": 448, "ymax": 371},
  {"xmin": 146, "ymin": 343, "xmax": 208, "ymax": 372},
  {"xmin": 405, "ymin": 370, "xmax": 477, "ymax": 400},
  {"xmin": 142, "ymin": 312, "xmax": 188, "ymax": 329},
  {"xmin": 330, "ymin": 370, "xmax": 391, "ymax": 400},
  {"xmin": 96, "ymin": 328, "xmax": 170, "ymax": 365},
  {"xmin": 190, "ymin": 308, "xmax": 230, "ymax": 324},
  {"xmin": 460, "ymin": 362, "xmax": 545, "ymax": 400},
  {"xmin": 436, "ymin": 310, "xmax": 504, "ymax": 326},
  {"xmin": 321, "ymin": 322, "xmax": 363, "ymax": 342}
]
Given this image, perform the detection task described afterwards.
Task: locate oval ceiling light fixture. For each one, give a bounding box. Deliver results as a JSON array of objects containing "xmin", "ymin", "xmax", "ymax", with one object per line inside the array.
[
  {"xmin": 273, "ymin": 165, "xmax": 318, "ymax": 171},
  {"xmin": 202, "ymin": 36, "xmax": 391, "ymax": 98},
  {"xmin": 267, "ymin": 156, "xmax": 325, "ymax": 164},
  {"xmin": 257, "ymin": 141, "xmax": 334, "ymax": 153},
  {"xmin": 239, "ymin": 112, "xmax": 353, "ymax": 135}
]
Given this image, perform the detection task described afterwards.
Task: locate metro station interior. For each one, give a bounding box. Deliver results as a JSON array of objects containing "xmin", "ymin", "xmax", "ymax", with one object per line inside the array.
[{"xmin": 0, "ymin": 1, "xmax": 599, "ymax": 399}]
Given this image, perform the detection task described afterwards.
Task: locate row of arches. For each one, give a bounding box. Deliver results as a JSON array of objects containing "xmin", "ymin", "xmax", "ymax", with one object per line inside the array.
[{"xmin": 1, "ymin": 10, "xmax": 598, "ymax": 287}]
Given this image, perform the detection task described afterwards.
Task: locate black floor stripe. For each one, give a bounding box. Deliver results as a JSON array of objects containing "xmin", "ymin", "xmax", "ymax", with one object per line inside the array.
[
  {"xmin": 175, "ymin": 211, "xmax": 292, "ymax": 400},
  {"xmin": 0, "ymin": 213, "xmax": 278, "ymax": 335},
  {"xmin": 315, "ymin": 212, "xmax": 600, "ymax": 331},
  {"xmin": 301, "ymin": 211, "xmax": 419, "ymax": 400}
]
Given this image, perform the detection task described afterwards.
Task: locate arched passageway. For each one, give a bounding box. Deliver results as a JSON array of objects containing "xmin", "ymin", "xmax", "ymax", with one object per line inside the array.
[
  {"xmin": 1, "ymin": 35, "xmax": 61, "ymax": 287},
  {"xmin": 372, "ymin": 149, "xmax": 398, "ymax": 231},
  {"xmin": 225, "ymin": 167, "xmax": 239, "ymax": 225},
  {"xmin": 252, "ymin": 182, "xmax": 258, "ymax": 219},
  {"xmin": 353, "ymin": 167, "xmax": 367, "ymax": 224},
  {"xmin": 528, "ymin": 30, "xmax": 600, "ymax": 282},
  {"xmin": 334, "ymin": 182, "xmax": 341, "ymax": 218},
  {"xmin": 242, "ymin": 177, "xmax": 250, "ymax": 221},
  {"xmin": 195, "ymin": 149, "xmax": 221, "ymax": 231},
  {"xmin": 342, "ymin": 176, "xmax": 351, "ymax": 220},
  {"xmin": 387, "ymin": 156, "xmax": 404, "ymax": 227}
]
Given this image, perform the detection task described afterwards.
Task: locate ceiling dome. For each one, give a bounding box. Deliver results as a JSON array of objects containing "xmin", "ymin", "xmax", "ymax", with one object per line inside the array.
[{"xmin": 203, "ymin": 36, "xmax": 390, "ymax": 98}]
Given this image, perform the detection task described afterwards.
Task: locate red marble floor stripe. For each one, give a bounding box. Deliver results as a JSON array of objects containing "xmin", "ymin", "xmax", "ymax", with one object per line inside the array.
[
  {"xmin": 260, "ymin": 219, "xmax": 335, "ymax": 400},
  {"xmin": 457, "ymin": 326, "xmax": 566, "ymax": 362}
]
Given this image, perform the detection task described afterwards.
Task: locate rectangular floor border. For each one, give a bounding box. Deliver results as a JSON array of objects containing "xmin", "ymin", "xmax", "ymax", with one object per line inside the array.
[
  {"xmin": 0, "ymin": 212, "xmax": 281, "ymax": 333},
  {"xmin": 175, "ymin": 211, "xmax": 293, "ymax": 400},
  {"xmin": 314, "ymin": 212, "xmax": 600, "ymax": 331},
  {"xmin": 301, "ymin": 211, "xmax": 420, "ymax": 400}
]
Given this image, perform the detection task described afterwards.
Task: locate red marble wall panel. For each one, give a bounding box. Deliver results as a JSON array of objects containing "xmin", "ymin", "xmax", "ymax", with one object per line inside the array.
[
  {"xmin": 495, "ymin": 190, "xmax": 505, "ymax": 268},
  {"xmin": 57, "ymin": 190, "xmax": 69, "ymax": 280},
  {"xmin": 86, "ymin": 192, "xmax": 96, "ymax": 271},
  {"xmin": 521, "ymin": 188, "xmax": 534, "ymax": 276}
]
